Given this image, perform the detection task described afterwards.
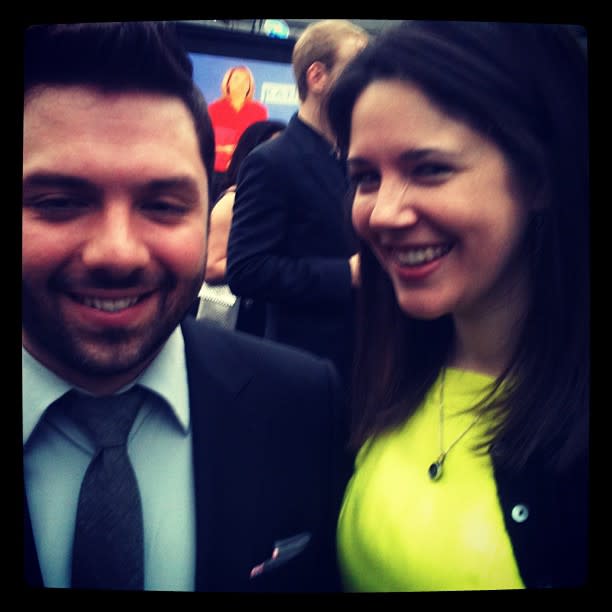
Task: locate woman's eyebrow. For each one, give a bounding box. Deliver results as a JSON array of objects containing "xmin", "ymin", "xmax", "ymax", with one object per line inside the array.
[{"xmin": 348, "ymin": 147, "xmax": 461, "ymax": 168}]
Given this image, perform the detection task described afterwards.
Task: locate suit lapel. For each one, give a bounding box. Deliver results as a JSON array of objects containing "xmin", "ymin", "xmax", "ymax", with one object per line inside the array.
[{"xmin": 182, "ymin": 319, "xmax": 269, "ymax": 591}]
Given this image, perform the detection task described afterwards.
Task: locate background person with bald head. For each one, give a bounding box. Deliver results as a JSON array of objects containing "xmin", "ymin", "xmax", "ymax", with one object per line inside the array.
[{"xmin": 226, "ymin": 20, "xmax": 369, "ymax": 387}]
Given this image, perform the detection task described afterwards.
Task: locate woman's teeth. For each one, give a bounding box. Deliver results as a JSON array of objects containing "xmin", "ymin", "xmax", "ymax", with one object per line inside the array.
[{"xmin": 395, "ymin": 245, "xmax": 451, "ymax": 266}]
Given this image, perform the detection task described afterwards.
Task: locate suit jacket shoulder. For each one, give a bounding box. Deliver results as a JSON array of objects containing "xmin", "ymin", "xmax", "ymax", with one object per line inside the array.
[
  {"xmin": 182, "ymin": 316, "xmax": 342, "ymax": 400},
  {"xmin": 180, "ymin": 317, "xmax": 349, "ymax": 592}
]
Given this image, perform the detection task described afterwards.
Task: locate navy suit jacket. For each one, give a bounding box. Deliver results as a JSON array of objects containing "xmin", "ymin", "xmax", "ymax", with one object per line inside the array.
[
  {"xmin": 226, "ymin": 114, "xmax": 357, "ymax": 383},
  {"xmin": 23, "ymin": 317, "xmax": 352, "ymax": 592}
]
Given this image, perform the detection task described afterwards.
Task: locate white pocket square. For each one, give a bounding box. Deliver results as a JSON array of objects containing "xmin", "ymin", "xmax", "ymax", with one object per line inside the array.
[{"xmin": 249, "ymin": 532, "xmax": 311, "ymax": 578}]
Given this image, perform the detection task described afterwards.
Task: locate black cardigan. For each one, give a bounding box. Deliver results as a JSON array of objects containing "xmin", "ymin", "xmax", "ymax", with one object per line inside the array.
[{"xmin": 494, "ymin": 450, "xmax": 588, "ymax": 588}]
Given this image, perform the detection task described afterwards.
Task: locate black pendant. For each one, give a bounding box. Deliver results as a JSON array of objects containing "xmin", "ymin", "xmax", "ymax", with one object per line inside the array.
[
  {"xmin": 428, "ymin": 461, "xmax": 442, "ymax": 481},
  {"xmin": 428, "ymin": 454, "xmax": 445, "ymax": 481}
]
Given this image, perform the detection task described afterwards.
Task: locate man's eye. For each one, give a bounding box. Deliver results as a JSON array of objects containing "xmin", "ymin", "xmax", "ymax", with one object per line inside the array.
[
  {"xmin": 32, "ymin": 197, "xmax": 86, "ymax": 209},
  {"xmin": 24, "ymin": 197, "xmax": 89, "ymax": 219},
  {"xmin": 142, "ymin": 200, "xmax": 189, "ymax": 219}
]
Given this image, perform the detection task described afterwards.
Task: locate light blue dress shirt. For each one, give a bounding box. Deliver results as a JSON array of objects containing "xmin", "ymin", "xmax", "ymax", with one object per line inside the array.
[{"xmin": 23, "ymin": 327, "xmax": 196, "ymax": 591}]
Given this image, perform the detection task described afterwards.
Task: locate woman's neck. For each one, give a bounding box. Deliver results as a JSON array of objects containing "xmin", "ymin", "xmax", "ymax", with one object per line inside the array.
[
  {"xmin": 229, "ymin": 94, "xmax": 246, "ymax": 111},
  {"xmin": 448, "ymin": 265, "xmax": 529, "ymax": 377}
]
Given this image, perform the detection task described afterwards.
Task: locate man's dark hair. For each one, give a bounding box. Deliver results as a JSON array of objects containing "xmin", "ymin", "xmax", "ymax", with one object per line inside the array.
[{"xmin": 24, "ymin": 21, "xmax": 215, "ymax": 192}]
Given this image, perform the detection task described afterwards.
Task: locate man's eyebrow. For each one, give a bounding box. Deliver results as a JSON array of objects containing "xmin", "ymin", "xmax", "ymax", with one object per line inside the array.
[
  {"xmin": 23, "ymin": 173, "xmax": 203, "ymax": 202},
  {"xmin": 22, "ymin": 173, "xmax": 97, "ymax": 193},
  {"xmin": 140, "ymin": 177, "xmax": 203, "ymax": 203}
]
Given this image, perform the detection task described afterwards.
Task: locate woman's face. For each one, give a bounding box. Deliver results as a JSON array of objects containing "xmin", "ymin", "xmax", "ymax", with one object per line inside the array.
[
  {"xmin": 227, "ymin": 69, "xmax": 251, "ymax": 99},
  {"xmin": 348, "ymin": 79, "xmax": 531, "ymax": 322}
]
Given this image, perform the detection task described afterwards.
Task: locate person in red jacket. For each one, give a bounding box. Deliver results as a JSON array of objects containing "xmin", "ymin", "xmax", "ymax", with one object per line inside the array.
[{"xmin": 208, "ymin": 65, "xmax": 268, "ymax": 172}]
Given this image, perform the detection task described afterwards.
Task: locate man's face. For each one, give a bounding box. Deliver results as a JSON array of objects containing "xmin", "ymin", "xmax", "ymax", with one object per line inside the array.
[{"xmin": 22, "ymin": 86, "xmax": 209, "ymax": 393}]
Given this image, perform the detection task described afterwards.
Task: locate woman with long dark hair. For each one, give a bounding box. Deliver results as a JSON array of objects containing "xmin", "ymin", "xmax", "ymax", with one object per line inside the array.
[{"xmin": 327, "ymin": 20, "xmax": 589, "ymax": 590}]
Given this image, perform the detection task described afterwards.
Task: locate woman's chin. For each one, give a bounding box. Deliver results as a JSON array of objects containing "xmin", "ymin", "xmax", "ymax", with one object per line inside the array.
[{"xmin": 396, "ymin": 296, "xmax": 449, "ymax": 321}]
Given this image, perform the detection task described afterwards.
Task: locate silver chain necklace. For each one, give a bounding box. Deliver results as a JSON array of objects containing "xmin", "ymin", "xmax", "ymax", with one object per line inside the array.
[{"xmin": 428, "ymin": 368, "xmax": 482, "ymax": 481}]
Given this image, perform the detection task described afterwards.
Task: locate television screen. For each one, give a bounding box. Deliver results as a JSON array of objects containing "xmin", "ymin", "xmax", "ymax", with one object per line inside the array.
[
  {"xmin": 178, "ymin": 23, "xmax": 299, "ymax": 172},
  {"xmin": 190, "ymin": 51, "xmax": 299, "ymax": 124}
]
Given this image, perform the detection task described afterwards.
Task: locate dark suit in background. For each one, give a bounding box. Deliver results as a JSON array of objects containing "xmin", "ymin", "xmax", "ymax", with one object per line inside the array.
[
  {"xmin": 25, "ymin": 318, "xmax": 351, "ymax": 592},
  {"xmin": 226, "ymin": 114, "xmax": 357, "ymax": 384}
]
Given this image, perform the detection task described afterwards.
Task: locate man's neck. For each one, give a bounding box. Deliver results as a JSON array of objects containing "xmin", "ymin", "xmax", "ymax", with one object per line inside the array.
[{"xmin": 297, "ymin": 100, "xmax": 334, "ymax": 145}]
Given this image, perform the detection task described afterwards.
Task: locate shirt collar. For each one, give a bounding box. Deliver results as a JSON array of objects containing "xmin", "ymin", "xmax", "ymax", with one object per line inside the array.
[
  {"xmin": 22, "ymin": 347, "xmax": 72, "ymax": 445},
  {"xmin": 22, "ymin": 326, "xmax": 190, "ymax": 445},
  {"xmin": 135, "ymin": 327, "xmax": 190, "ymax": 433}
]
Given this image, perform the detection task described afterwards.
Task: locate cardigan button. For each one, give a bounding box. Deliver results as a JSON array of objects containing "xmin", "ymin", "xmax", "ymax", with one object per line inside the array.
[{"xmin": 511, "ymin": 504, "xmax": 529, "ymax": 523}]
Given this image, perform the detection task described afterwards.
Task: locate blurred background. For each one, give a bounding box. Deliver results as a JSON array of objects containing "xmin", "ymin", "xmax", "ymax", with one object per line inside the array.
[
  {"xmin": 179, "ymin": 19, "xmax": 402, "ymax": 39},
  {"xmin": 178, "ymin": 18, "xmax": 587, "ymax": 46}
]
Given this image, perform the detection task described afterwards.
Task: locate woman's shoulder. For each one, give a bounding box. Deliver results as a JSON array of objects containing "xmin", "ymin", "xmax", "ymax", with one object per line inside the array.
[
  {"xmin": 217, "ymin": 185, "xmax": 237, "ymax": 198},
  {"xmin": 212, "ymin": 187, "xmax": 237, "ymax": 211},
  {"xmin": 245, "ymin": 99, "xmax": 269, "ymax": 117}
]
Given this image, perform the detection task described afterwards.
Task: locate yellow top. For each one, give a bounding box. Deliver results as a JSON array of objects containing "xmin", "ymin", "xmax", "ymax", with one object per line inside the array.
[{"xmin": 337, "ymin": 368, "xmax": 525, "ymax": 592}]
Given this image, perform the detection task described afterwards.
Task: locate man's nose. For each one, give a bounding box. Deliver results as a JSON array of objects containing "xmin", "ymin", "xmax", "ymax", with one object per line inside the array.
[{"xmin": 81, "ymin": 202, "xmax": 150, "ymax": 272}]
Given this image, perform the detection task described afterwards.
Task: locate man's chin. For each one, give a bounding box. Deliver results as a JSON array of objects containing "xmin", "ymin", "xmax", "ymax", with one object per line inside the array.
[
  {"xmin": 23, "ymin": 285, "xmax": 198, "ymax": 383},
  {"xmin": 66, "ymin": 328, "xmax": 169, "ymax": 378}
]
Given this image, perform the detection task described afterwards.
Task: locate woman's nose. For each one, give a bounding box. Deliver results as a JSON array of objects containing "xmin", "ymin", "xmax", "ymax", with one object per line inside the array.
[{"xmin": 368, "ymin": 178, "xmax": 419, "ymax": 229}]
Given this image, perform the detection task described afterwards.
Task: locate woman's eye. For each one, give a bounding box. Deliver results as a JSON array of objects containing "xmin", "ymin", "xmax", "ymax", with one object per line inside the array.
[
  {"xmin": 349, "ymin": 171, "xmax": 380, "ymax": 193},
  {"xmin": 412, "ymin": 163, "xmax": 454, "ymax": 181}
]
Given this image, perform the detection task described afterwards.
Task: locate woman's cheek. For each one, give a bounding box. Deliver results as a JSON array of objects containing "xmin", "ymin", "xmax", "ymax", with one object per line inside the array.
[{"xmin": 352, "ymin": 199, "xmax": 371, "ymax": 240}]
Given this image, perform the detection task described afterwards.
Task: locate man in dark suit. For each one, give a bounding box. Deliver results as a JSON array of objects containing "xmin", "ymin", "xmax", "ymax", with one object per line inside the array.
[
  {"xmin": 226, "ymin": 21, "xmax": 369, "ymax": 385},
  {"xmin": 22, "ymin": 22, "xmax": 348, "ymax": 592}
]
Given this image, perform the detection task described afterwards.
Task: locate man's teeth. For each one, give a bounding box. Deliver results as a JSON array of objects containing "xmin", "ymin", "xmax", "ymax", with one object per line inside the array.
[
  {"xmin": 81, "ymin": 296, "xmax": 140, "ymax": 312},
  {"xmin": 396, "ymin": 245, "xmax": 450, "ymax": 266}
]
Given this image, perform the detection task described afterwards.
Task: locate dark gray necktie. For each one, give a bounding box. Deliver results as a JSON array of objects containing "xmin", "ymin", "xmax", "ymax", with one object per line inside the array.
[{"xmin": 67, "ymin": 386, "xmax": 145, "ymax": 591}]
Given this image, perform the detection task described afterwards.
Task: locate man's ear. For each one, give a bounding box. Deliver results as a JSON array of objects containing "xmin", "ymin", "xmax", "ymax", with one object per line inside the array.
[{"xmin": 305, "ymin": 61, "xmax": 329, "ymax": 96}]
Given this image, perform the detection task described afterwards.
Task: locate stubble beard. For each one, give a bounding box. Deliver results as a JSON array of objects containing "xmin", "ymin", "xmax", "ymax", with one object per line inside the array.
[{"xmin": 22, "ymin": 275, "xmax": 201, "ymax": 379}]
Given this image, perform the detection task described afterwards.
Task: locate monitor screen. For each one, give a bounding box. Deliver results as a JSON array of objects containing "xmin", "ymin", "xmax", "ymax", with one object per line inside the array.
[
  {"xmin": 190, "ymin": 51, "xmax": 299, "ymax": 124},
  {"xmin": 178, "ymin": 23, "xmax": 299, "ymax": 172}
]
